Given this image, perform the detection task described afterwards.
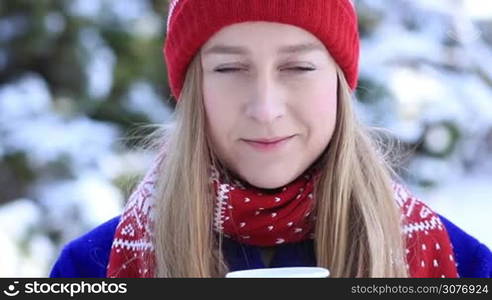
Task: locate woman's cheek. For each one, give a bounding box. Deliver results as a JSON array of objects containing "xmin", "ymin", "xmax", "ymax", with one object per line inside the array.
[
  {"xmin": 310, "ymin": 78, "xmax": 337, "ymax": 112},
  {"xmin": 304, "ymin": 88, "xmax": 338, "ymax": 142}
]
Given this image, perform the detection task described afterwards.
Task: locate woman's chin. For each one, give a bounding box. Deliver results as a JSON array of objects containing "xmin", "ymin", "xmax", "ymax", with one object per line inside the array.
[{"xmin": 241, "ymin": 172, "xmax": 297, "ymax": 191}]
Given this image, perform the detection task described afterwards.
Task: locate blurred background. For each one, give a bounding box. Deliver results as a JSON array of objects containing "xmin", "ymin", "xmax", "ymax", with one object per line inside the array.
[{"xmin": 0, "ymin": 0, "xmax": 491, "ymax": 277}]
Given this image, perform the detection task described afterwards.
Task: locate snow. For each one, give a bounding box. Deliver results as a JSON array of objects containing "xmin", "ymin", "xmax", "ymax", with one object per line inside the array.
[
  {"xmin": 44, "ymin": 12, "xmax": 66, "ymax": 36},
  {"xmin": 0, "ymin": 72, "xmax": 125, "ymax": 276},
  {"xmin": 132, "ymin": 14, "xmax": 163, "ymax": 38},
  {"xmin": 387, "ymin": 120, "xmax": 425, "ymax": 144},
  {"xmin": 78, "ymin": 28, "xmax": 116, "ymax": 100},
  {"xmin": 109, "ymin": 0, "xmax": 152, "ymax": 23},
  {"xmin": 0, "ymin": 230, "xmax": 19, "ymax": 277},
  {"xmin": 0, "ymin": 0, "xmax": 491, "ymax": 277},
  {"xmin": 125, "ymin": 81, "xmax": 173, "ymax": 123},
  {"xmin": 357, "ymin": 0, "xmax": 492, "ymax": 251},
  {"xmin": 68, "ymin": 0, "xmax": 158, "ymax": 36},
  {"xmin": 0, "ymin": 199, "xmax": 41, "ymax": 239},
  {"xmin": 98, "ymin": 151, "xmax": 155, "ymax": 180},
  {"xmin": 0, "ymin": 73, "xmax": 52, "ymax": 120},
  {"xmin": 5, "ymin": 115, "xmax": 119, "ymax": 169},
  {"xmin": 0, "ymin": 199, "xmax": 55, "ymax": 277},
  {"xmin": 463, "ymin": 0, "xmax": 492, "ymax": 20},
  {"xmin": 67, "ymin": 0, "xmax": 103, "ymax": 19},
  {"xmin": 37, "ymin": 174, "xmax": 123, "ymax": 234},
  {"xmin": 0, "ymin": 73, "xmax": 121, "ymax": 169},
  {"xmin": 423, "ymin": 124, "xmax": 453, "ymax": 155},
  {"xmin": 412, "ymin": 173, "xmax": 492, "ymax": 248}
]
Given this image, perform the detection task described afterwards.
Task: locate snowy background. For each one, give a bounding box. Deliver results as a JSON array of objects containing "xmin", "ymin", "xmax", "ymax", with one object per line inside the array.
[{"xmin": 0, "ymin": 0, "xmax": 491, "ymax": 277}]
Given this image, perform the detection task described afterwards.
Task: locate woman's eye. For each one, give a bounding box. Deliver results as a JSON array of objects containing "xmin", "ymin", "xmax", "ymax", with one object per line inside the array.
[
  {"xmin": 214, "ymin": 68, "xmax": 243, "ymax": 73},
  {"xmin": 214, "ymin": 66, "xmax": 315, "ymax": 73},
  {"xmin": 284, "ymin": 67, "xmax": 316, "ymax": 72}
]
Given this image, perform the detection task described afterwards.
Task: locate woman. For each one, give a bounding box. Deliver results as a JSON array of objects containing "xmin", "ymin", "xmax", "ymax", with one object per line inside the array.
[{"xmin": 50, "ymin": 0, "xmax": 491, "ymax": 278}]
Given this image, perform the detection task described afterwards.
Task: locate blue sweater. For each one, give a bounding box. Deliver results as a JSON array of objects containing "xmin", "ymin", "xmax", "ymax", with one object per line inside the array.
[{"xmin": 50, "ymin": 214, "xmax": 492, "ymax": 278}]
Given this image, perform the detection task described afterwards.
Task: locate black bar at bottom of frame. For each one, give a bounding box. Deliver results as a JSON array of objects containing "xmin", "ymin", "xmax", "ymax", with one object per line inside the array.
[{"xmin": 0, "ymin": 278, "xmax": 489, "ymax": 299}]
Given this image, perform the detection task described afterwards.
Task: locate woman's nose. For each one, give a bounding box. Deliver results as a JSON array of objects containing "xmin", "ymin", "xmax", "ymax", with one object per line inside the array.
[{"xmin": 244, "ymin": 72, "xmax": 286, "ymax": 124}]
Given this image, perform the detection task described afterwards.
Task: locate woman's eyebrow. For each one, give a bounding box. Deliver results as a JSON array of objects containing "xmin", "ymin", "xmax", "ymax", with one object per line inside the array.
[
  {"xmin": 202, "ymin": 42, "xmax": 324, "ymax": 56},
  {"xmin": 278, "ymin": 42, "xmax": 325, "ymax": 55}
]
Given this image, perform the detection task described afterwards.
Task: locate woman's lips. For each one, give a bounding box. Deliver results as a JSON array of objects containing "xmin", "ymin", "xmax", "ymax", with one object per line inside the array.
[{"xmin": 242, "ymin": 135, "xmax": 295, "ymax": 152}]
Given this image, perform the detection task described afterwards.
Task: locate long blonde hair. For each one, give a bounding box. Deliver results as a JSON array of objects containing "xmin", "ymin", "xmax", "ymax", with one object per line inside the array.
[{"xmin": 148, "ymin": 52, "xmax": 409, "ymax": 277}]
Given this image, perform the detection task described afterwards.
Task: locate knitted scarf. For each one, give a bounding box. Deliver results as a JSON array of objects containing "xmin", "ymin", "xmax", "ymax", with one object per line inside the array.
[
  {"xmin": 106, "ymin": 153, "xmax": 459, "ymax": 278},
  {"xmin": 210, "ymin": 160, "xmax": 322, "ymax": 247}
]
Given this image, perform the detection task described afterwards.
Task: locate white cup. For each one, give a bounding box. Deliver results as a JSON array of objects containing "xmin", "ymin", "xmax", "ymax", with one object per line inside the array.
[{"xmin": 225, "ymin": 267, "xmax": 330, "ymax": 278}]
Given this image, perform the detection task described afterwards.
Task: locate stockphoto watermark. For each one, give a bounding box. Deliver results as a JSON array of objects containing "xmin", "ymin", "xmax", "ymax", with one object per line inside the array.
[{"xmin": 2, "ymin": 280, "xmax": 127, "ymax": 297}]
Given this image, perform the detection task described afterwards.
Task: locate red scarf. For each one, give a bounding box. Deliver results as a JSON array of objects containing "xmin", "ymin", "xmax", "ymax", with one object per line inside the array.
[
  {"xmin": 394, "ymin": 183, "xmax": 459, "ymax": 278},
  {"xmin": 106, "ymin": 154, "xmax": 459, "ymax": 278},
  {"xmin": 210, "ymin": 162, "xmax": 322, "ymax": 247}
]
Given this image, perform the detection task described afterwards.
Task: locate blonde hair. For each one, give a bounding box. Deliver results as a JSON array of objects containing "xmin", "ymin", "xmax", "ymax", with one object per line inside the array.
[{"xmin": 147, "ymin": 52, "xmax": 409, "ymax": 277}]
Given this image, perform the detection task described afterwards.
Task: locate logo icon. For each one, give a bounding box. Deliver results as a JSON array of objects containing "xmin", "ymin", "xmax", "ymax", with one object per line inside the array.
[{"xmin": 3, "ymin": 281, "xmax": 20, "ymax": 297}]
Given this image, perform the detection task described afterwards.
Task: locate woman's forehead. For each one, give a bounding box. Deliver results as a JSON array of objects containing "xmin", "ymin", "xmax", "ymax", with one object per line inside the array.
[
  {"xmin": 202, "ymin": 42, "xmax": 326, "ymax": 58},
  {"xmin": 201, "ymin": 21, "xmax": 325, "ymax": 56}
]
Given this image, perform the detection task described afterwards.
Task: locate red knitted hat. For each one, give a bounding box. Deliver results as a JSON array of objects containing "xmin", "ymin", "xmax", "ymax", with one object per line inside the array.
[{"xmin": 164, "ymin": 0, "xmax": 360, "ymax": 100}]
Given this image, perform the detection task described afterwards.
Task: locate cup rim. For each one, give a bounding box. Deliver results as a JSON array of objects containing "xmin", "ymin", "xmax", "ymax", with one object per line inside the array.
[{"xmin": 225, "ymin": 267, "xmax": 330, "ymax": 278}]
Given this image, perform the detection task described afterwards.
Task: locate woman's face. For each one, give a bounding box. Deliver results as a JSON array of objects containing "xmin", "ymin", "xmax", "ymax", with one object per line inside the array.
[{"xmin": 200, "ymin": 22, "xmax": 338, "ymax": 189}]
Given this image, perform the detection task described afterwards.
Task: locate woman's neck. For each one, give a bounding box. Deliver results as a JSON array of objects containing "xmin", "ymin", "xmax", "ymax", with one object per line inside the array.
[{"xmin": 260, "ymin": 246, "xmax": 276, "ymax": 267}]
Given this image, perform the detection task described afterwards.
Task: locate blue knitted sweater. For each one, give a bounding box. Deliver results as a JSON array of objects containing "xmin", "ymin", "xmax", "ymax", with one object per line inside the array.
[{"xmin": 50, "ymin": 214, "xmax": 491, "ymax": 278}]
